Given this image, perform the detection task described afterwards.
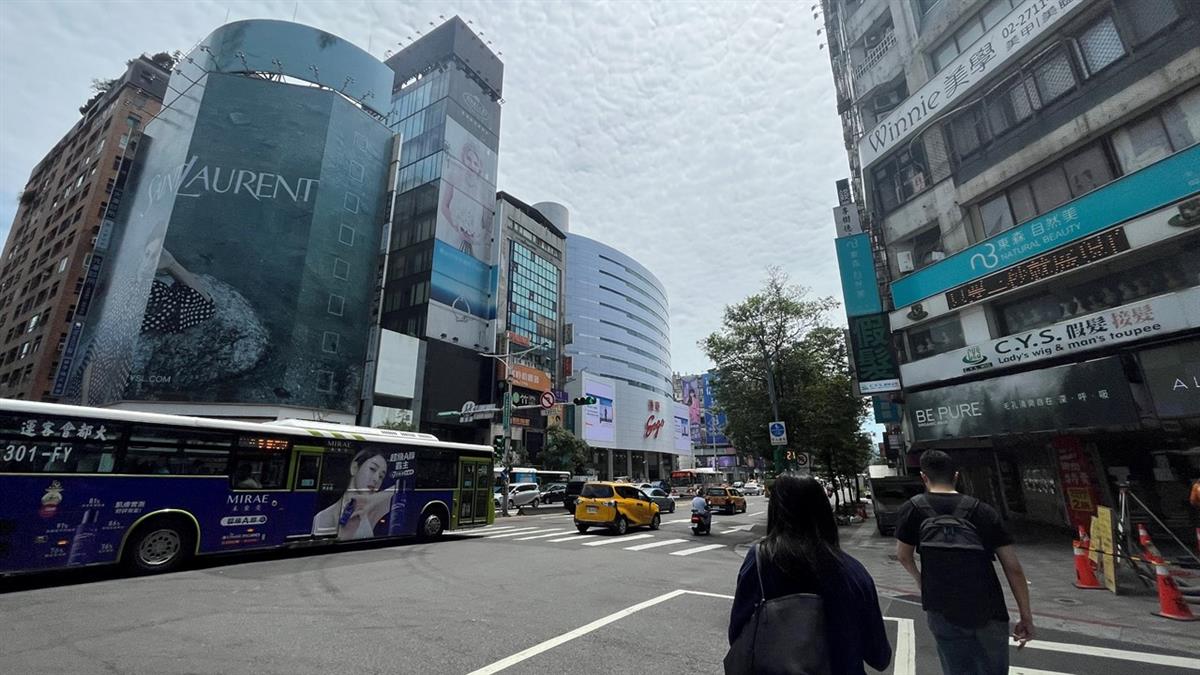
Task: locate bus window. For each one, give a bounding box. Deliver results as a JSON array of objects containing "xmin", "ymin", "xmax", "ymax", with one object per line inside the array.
[
  {"xmin": 230, "ymin": 436, "xmax": 290, "ymax": 490},
  {"xmin": 416, "ymin": 448, "xmax": 457, "ymax": 488},
  {"xmin": 125, "ymin": 425, "xmax": 233, "ymax": 475},
  {"xmin": 295, "ymin": 454, "xmax": 321, "ymax": 490}
]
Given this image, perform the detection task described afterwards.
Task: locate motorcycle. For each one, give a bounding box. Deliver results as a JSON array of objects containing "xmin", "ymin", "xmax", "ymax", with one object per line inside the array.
[{"xmin": 690, "ymin": 509, "xmax": 711, "ymax": 536}]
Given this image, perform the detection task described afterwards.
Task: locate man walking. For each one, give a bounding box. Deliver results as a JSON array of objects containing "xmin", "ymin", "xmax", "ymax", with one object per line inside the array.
[{"xmin": 895, "ymin": 450, "xmax": 1034, "ymax": 674}]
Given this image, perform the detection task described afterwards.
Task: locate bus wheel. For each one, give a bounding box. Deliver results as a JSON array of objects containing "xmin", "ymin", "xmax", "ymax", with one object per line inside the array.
[
  {"xmin": 418, "ymin": 508, "xmax": 446, "ymax": 540},
  {"xmin": 125, "ymin": 517, "xmax": 193, "ymax": 575}
]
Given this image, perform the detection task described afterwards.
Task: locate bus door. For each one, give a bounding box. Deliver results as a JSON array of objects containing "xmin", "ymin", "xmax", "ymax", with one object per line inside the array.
[
  {"xmin": 457, "ymin": 458, "xmax": 492, "ymax": 527},
  {"xmin": 284, "ymin": 446, "xmax": 325, "ymax": 540}
]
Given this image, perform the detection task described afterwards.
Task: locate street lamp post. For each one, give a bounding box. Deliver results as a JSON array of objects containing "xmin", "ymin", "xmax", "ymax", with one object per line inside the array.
[{"xmin": 479, "ymin": 335, "xmax": 550, "ymax": 518}]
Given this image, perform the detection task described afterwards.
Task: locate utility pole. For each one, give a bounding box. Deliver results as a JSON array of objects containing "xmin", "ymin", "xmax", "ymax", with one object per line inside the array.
[{"xmin": 478, "ymin": 335, "xmax": 549, "ymax": 518}]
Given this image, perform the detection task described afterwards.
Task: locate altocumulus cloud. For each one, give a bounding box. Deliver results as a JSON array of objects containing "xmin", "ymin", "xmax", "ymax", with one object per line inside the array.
[{"xmin": 0, "ymin": 0, "xmax": 849, "ymax": 373}]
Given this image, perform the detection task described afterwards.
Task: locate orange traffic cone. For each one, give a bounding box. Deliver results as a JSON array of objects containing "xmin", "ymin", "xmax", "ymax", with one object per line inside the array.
[
  {"xmin": 1138, "ymin": 523, "xmax": 1163, "ymax": 560},
  {"xmin": 1073, "ymin": 526, "xmax": 1103, "ymax": 590},
  {"xmin": 1150, "ymin": 554, "xmax": 1198, "ymax": 621}
]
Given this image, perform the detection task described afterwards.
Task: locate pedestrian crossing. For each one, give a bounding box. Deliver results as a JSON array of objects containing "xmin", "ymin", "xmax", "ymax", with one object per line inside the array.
[{"xmin": 456, "ymin": 524, "xmax": 739, "ymax": 559}]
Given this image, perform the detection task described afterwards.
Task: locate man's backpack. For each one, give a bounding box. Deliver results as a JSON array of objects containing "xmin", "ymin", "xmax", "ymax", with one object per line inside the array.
[{"xmin": 914, "ymin": 494, "xmax": 986, "ymax": 554}]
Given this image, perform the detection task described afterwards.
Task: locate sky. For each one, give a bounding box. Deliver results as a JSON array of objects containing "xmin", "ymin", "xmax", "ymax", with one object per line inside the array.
[{"xmin": 0, "ymin": 0, "xmax": 851, "ymax": 379}]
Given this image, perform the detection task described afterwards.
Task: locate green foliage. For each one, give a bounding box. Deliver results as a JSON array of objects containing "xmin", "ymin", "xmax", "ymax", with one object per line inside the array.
[
  {"xmin": 539, "ymin": 425, "xmax": 590, "ymax": 473},
  {"xmin": 376, "ymin": 418, "xmax": 416, "ymax": 432},
  {"xmin": 701, "ymin": 267, "xmax": 870, "ymax": 485}
]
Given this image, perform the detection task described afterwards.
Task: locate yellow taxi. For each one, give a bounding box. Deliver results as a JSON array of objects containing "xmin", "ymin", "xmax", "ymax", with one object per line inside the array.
[{"xmin": 574, "ymin": 482, "xmax": 661, "ymax": 535}]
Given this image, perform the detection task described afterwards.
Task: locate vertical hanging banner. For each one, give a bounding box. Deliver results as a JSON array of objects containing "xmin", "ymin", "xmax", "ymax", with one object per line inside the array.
[
  {"xmin": 836, "ymin": 233, "xmax": 882, "ymax": 317},
  {"xmin": 849, "ymin": 314, "xmax": 901, "ymax": 393},
  {"xmin": 1053, "ymin": 436, "xmax": 1100, "ymax": 533}
]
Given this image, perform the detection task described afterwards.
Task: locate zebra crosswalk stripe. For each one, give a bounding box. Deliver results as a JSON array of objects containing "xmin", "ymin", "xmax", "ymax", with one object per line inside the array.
[
  {"xmin": 547, "ymin": 534, "xmax": 597, "ymax": 543},
  {"xmin": 485, "ymin": 528, "xmax": 550, "ymax": 539},
  {"xmin": 624, "ymin": 538, "xmax": 688, "ymax": 551},
  {"xmin": 514, "ymin": 530, "xmax": 571, "ymax": 541},
  {"xmin": 669, "ymin": 544, "xmax": 726, "ymax": 556},
  {"xmin": 583, "ymin": 534, "xmax": 653, "ymax": 547},
  {"xmin": 459, "ymin": 526, "xmax": 521, "ymax": 536}
]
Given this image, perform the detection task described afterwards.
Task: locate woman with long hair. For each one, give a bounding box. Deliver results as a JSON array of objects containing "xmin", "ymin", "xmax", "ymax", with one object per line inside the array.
[{"xmin": 728, "ymin": 476, "xmax": 891, "ymax": 674}]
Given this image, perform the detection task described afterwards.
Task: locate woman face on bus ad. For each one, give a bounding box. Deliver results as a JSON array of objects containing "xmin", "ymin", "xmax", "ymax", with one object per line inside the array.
[{"xmin": 351, "ymin": 453, "xmax": 388, "ymax": 492}]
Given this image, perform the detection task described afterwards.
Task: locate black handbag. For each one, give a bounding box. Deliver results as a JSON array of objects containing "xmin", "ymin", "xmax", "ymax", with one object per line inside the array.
[{"xmin": 723, "ymin": 548, "xmax": 832, "ymax": 675}]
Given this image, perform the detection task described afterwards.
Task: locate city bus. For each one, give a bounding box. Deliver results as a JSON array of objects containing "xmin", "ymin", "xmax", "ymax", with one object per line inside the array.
[
  {"xmin": 496, "ymin": 467, "xmax": 570, "ymax": 486},
  {"xmin": 0, "ymin": 399, "xmax": 495, "ymax": 576},
  {"xmin": 670, "ymin": 467, "xmax": 723, "ymax": 494}
]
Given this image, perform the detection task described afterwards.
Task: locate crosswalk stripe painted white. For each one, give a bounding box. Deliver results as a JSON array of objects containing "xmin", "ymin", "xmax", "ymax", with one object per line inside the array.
[
  {"xmin": 548, "ymin": 534, "xmax": 597, "ymax": 543},
  {"xmin": 1022, "ymin": 639, "xmax": 1200, "ymax": 669},
  {"xmin": 486, "ymin": 528, "xmax": 555, "ymax": 539},
  {"xmin": 746, "ymin": 511, "xmax": 764, "ymax": 517},
  {"xmin": 669, "ymin": 544, "xmax": 726, "ymax": 556},
  {"xmin": 625, "ymin": 538, "xmax": 688, "ymax": 551},
  {"xmin": 539, "ymin": 513, "xmax": 573, "ymax": 519},
  {"xmin": 665, "ymin": 518, "xmax": 694, "ymax": 524},
  {"xmin": 583, "ymin": 534, "xmax": 654, "ymax": 547},
  {"xmin": 460, "ymin": 526, "xmax": 521, "ymax": 536},
  {"xmin": 515, "ymin": 530, "xmax": 571, "ymax": 540}
]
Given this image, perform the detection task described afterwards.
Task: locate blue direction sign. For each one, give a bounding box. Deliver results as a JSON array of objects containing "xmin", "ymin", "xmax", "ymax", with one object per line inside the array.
[{"xmin": 769, "ymin": 421, "xmax": 787, "ymax": 446}]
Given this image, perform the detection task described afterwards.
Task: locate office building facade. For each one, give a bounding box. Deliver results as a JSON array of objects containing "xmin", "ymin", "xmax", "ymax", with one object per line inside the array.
[
  {"xmin": 564, "ymin": 233, "xmax": 686, "ymax": 480},
  {"xmin": 0, "ymin": 56, "xmax": 169, "ymax": 402},
  {"xmin": 825, "ymin": 0, "xmax": 1200, "ymax": 531}
]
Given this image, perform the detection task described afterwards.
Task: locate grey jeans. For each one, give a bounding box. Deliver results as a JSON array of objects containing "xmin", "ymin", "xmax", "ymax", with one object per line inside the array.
[{"xmin": 926, "ymin": 611, "xmax": 1010, "ymax": 675}]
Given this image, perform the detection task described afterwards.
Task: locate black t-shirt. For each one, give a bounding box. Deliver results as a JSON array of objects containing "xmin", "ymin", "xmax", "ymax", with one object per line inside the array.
[{"xmin": 894, "ymin": 492, "xmax": 1013, "ymax": 627}]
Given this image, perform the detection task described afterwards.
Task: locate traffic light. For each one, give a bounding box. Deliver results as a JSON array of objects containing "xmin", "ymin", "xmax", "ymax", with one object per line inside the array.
[
  {"xmin": 492, "ymin": 435, "xmax": 505, "ymax": 458},
  {"xmin": 572, "ymin": 396, "xmax": 597, "ymax": 406}
]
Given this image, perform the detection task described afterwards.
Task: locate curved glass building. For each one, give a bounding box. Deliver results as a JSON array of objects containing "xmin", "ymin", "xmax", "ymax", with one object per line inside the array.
[{"xmin": 563, "ymin": 231, "xmax": 685, "ymax": 481}]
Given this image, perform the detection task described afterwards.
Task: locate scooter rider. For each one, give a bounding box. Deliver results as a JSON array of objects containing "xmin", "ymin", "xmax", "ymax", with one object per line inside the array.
[{"xmin": 691, "ymin": 491, "xmax": 711, "ymax": 530}]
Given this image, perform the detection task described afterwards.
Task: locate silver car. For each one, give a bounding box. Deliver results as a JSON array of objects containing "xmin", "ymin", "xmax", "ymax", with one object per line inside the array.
[
  {"xmin": 641, "ymin": 487, "xmax": 676, "ymax": 514},
  {"xmin": 494, "ymin": 482, "xmax": 543, "ymax": 509}
]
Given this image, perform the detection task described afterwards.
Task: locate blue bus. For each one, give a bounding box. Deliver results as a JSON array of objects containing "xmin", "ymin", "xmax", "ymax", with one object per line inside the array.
[{"xmin": 0, "ymin": 400, "xmax": 494, "ymax": 575}]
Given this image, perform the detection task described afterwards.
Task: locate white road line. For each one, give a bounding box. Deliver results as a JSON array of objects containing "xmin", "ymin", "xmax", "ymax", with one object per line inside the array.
[
  {"xmin": 459, "ymin": 526, "xmax": 520, "ymax": 536},
  {"xmin": 514, "ymin": 530, "xmax": 571, "ymax": 541},
  {"xmin": 1022, "ymin": 639, "xmax": 1200, "ymax": 669},
  {"xmin": 887, "ymin": 618, "xmax": 915, "ymax": 675},
  {"xmin": 665, "ymin": 518, "xmax": 694, "ymax": 524},
  {"xmin": 746, "ymin": 511, "xmax": 763, "ymax": 518},
  {"xmin": 547, "ymin": 534, "xmax": 597, "ymax": 543},
  {"xmin": 484, "ymin": 528, "xmax": 546, "ymax": 538},
  {"xmin": 583, "ymin": 533, "xmax": 654, "ymax": 547},
  {"xmin": 669, "ymin": 544, "xmax": 726, "ymax": 556},
  {"xmin": 539, "ymin": 513, "xmax": 573, "ymax": 519},
  {"xmin": 684, "ymin": 590, "xmax": 734, "ymax": 599},
  {"xmin": 625, "ymin": 538, "xmax": 688, "ymax": 551},
  {"xmin": 1009, "ymin": 668, "xmax": 1071, "ymax": 675},
  {"xmin": 466, "ymin": 590, "xmax": 691, "ymax": 675}
]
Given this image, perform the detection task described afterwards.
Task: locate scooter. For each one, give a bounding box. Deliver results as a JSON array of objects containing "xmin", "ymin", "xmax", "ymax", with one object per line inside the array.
[{"xmin": 691, "ymin": 509, "xmax": 711, "ymax": 536}]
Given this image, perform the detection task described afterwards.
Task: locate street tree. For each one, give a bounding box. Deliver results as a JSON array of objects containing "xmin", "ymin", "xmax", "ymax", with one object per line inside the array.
[
  {"xmin": 701, "ymin": 268, "xmax": 870, "ymax": 494},
  {"xmin": 539, "ymin": 425, "xmax": 590, "ymax": 474}
]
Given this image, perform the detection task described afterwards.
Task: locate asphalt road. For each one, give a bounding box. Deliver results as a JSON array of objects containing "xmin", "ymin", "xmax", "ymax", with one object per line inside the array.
[{"xmin": 2, "ymin": 495, "xmax": 1198, "ymax": 674}]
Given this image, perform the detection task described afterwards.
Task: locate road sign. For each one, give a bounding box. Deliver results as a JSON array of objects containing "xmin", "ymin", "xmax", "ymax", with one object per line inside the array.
[
  {"xmin": 768, "ymin": 421, "xmax": 787, "ymax": 446},
  {"xmin": 539, "ymin": 391, "xmax": 556, "ymax": 410},
  {"xmin": 795, "ymin": 452, "xmax": 810, "ymax": 469}
]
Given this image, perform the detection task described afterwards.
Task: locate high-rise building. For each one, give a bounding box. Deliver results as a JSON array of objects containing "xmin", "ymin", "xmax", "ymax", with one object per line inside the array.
[
  {"xmin": 492, "ymin": 192, "xmax": 567, "ymax": 460},
  {"xmin": 564, "ymin": 232, "xmax": 686, "ymax": 481},
  {"xmin": 824, "ymin": 0, "xmax": 1200, "ymax": 530},
  {"xmin": 59, "ymin": 20, "xmax": 395, "ymax": 423},
  {"xmin": 0, "ymin": 55, "xmax": 170, "ymax": 402},
  {"xmin": 374, "ymin": 17, "xmax": 504, "ymax": 442}
]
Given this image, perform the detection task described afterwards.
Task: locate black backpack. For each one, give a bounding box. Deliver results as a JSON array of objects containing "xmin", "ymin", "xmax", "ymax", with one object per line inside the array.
[{"xmin": 914, "ymin": 494, "xmax": 986, "ymax": 555}]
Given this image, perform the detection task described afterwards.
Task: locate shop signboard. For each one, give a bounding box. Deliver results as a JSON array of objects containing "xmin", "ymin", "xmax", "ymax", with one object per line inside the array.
[
  {"xmin": 872, "ymin": 397, "xmax": 902, "ymax": 424},
  {"xmin": 907, "ymin": 357, "xmax": 1137, "ymax": 442},
  {"xmin": 859, "ymin": 0, "xmax": 1087, "ymax": 168},
  {"xmin": 1138, "ymin": 340, "xmax": 1200, "ymax": 419},
  {"xmin": 849, "ymin": 313, "xmax": 901, "ymax": 393},
  {"xmin": 901, "ymin": 288, "xmax": 1200, "ymax": 387},
  {"xmin": 890, "ymin": 145, "xmax": 1200, "ymax": 308},
  {"xmin": 497, "ymin": 362, "xmax": 551, "ymax": 393},
  {"xmin": 833, "ymin": 203, "xmax": 862, "ymax": 238},
  {"xmin": 836, "ymin": 234, "xmax": 883, "ymax": 317},
  {"xmin": 1052, "ymin": 436, "xmax": 1101, "ymax": 533}
]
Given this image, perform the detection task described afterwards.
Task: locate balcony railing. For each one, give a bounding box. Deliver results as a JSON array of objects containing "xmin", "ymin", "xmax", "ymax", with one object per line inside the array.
[{"xmin": 853, "ymin": 29, "xmax": 897, "ymax": 80}]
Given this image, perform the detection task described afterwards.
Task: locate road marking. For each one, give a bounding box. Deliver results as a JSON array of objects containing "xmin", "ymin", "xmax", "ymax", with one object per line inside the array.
[
  {"xmin": 1009, "ymin": 669, "xmax": 1071, "ymax": 675},
  {"xmin": 685, "ymin": 590, "xmax": 734, "ymax": 599},
  {"xmin": 583, "ymin": 533, "xmax": 654, "ymax": 547},
  {"xmin": 669, "ymin": 544, "xmax": 726, "ymax": 556},
  {"xmin": 466, "ymin": 590, "xmax": 691, "ymax": 675},
  {"xmin": 625, "ymin": 538, "xmax": 688, "ymax": 551},
  {"xmin": 539, "ymin": 513, "xmax": 573, "ymax": 519},
  {"xmin": 547, "ymin": 534, "xmax": 597, "ymax": 543},
  {"xmin": 887, "ymin": 618, "xmax": 915, "ymax": 675},
  {"xmin": 720, "ymin": 525, "xmax": 754, "ymax": 534},
  {"xmin": 1022, "ymin": 639, "xmax": 1200, "ymax": 669},
  {"xmin": 746, "ymin": 511, "xmax": 763, "ymax": 517},
  {"xmin": 459, "ymin": 526, "xmax": 521, "ymax": 536},
  {"xmin": 484, "ymin": 528, "xmax": 546, "ymax": 538},
  {"xmin": 665, "ymin": 518, "xmax": 694, "ymax": 524},
  {"xmin": 514, "ymin": 530, "xmax": 571, "ymax": 540}
]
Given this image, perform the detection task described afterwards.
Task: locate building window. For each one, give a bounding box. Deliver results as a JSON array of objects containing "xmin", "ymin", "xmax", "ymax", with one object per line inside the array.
[
  {"xmin": 928, "ymin": 0, "xmax": 1014, "ymax": 70},
  {"xmin": 1112, "ymin": 88, "xmax": 1200, "ymax": 173},
  {"xmin": 947, "ymin": 103, "xmax": 989, "ymax": 158},
  {"xmin": 321, "ymin": 331, "xmax": 340, "ymax": 354},
  {"xmin": 315, "ymin": 370, "xmax": 335, "ymax": 393},
  {"xmin": 1117, "ymin": 0, "xmax": 1180, "ymax": 45},
  {"xmin": 57, "ymin": 257, "xmax": 69, "ymax": 273},
  {"xmin": 907, "ymin": 315, "xmax": 965, "ymax": 361},
  {"xmin": 1030, "ymin": 47, "xmax": 1077, "ymax": 107},
  {"xmin": 1062, "ymin": 144, "xmax": 1114, "ymax": 197},
  {"xmin": 916, "ymin": 0, "xmax": 942, "ymax": 15},
  {"xmin": 332, "ymin": 257, "xmax": 350, "ymax": 280},
  {"xmin": 1076, "ymin": 14, "xmax": 1125, "ymax": 75},
  {"xmin": 872, "ymin": 145, "xmax": 930, "ymax": 214},
  {"xmin": 327, "ymin": 294, "xmax": 345, "ymax": 316},
  {"xmin": 338, "ymin": 224, "xmax": 355, "ymax": 247},
  {"xmin": 978, "ymin": 193, "xmax": 1015, "ymax": 239}
]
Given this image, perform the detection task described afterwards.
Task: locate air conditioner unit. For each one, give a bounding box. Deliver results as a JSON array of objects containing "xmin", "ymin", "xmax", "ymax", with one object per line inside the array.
[
  {"xmin": 928, "ymin": 250, "xmax": 946, "ymax": 262},
  {"xmin": 897, "ymin": 250, "xmax": 915, "ymax": 273}
]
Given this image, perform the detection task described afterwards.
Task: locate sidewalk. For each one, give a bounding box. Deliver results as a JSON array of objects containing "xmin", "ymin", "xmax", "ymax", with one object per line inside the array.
[{"xmin": 841, "ymin": 520, "xmax": 1200, "ymax": 652}]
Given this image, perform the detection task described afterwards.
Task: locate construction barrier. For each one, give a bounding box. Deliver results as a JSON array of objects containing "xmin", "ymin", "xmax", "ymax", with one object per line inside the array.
[
  {"xmin": 1150, "ymin": 554, "xmax": 1198, "ymax": 622},
  {"xmin": 1073, "ymin": 525, "xmax": 1104, "ymax": 590}
]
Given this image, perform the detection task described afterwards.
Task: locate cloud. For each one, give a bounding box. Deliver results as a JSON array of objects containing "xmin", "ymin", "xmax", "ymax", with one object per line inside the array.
[{"xmin": 0, "ymin": 0, "xmax": 849, "ymax": 375}]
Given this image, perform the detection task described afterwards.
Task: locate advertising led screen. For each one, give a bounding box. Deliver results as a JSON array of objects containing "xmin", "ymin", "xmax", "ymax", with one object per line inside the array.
[
  {"xmin": 582, "ymin": 375, "xmax": 615, "ymax": 445},
  {"xmin": 673, "ymin": 402, "xmax": 692, "ymax": 453},
  {"xmin": 67, "ymin": 73, "xmax": 389, "ymax": 413}
]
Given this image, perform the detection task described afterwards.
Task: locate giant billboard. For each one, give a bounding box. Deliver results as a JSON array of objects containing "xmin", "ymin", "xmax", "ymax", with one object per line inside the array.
[
  {"xmin": 426, "ymin": 115, "xmax": 499, "ymax": 350},
  {"xmin": 582, "ymin": 374, "xmax": 615, "ymax": 446},
  {"xmin": 66, "ymin": 73, "xmax": 390, "ymax": 413}
]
